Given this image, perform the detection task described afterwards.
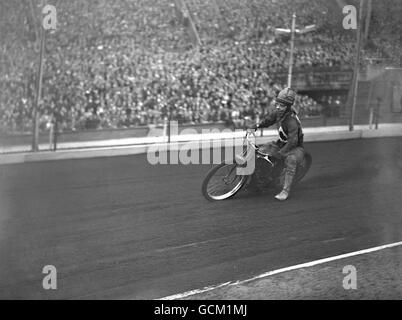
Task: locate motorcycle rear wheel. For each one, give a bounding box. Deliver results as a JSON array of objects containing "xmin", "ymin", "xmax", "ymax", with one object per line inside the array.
[{"xmin": 295, "ymin": 152, "xmax": 312, "ymax": 183}]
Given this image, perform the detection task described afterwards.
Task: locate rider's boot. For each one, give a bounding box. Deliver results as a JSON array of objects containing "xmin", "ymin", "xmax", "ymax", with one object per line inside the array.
[{"xmin": 275, "ymin": 171, "xmax": 294, "ymax": 201}]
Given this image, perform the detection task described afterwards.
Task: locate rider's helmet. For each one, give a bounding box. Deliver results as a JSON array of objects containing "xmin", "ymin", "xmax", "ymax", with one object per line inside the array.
[{"xmin": 274, "ymin": 87, "xmax": 297, "ymax": 118}]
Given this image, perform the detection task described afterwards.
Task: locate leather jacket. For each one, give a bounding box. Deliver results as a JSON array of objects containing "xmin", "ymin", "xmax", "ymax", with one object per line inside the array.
[{"xmin": 257, "ymin": 109, "xmax": 304, "ymax": 156}]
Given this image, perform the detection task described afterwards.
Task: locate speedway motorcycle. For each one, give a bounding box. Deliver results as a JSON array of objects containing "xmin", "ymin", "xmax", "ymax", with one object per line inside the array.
[{"xmin": 202, "ymin": 130, "xmax": 312, "ymax": 201}]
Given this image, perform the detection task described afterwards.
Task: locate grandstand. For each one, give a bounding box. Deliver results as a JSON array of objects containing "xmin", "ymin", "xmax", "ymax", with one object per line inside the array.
[{"xmin": 0, "ymin": 0, "xmax": 400, "ymax": 136}]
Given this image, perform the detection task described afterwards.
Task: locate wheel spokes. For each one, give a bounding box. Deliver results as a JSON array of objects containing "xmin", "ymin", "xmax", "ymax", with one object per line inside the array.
[{"xmin": 206, "ymin": 164, "xmax": 243, "ymax": 199}]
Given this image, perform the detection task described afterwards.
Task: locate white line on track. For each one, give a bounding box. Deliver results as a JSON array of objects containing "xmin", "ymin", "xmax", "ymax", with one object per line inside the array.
[{"xmin": 159, "ymin": 241, "xmax": 402, "ymax": 300}]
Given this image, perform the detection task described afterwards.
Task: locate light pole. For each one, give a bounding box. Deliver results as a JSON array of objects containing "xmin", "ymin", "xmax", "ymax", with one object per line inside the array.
[
  {"xmin": 275, "ymin": 14, "xmax": 317, "ymax": 88},
  {"xmin": 32, "ymin": 17, "xmax": 46, "ymax": 152},
  {"xmin": 288, "ymin": 13, "xmax": 296, "ymax": 87},
  {"xmin": 349, "ymin": 0, "xmax": 364, "ymax": 131}
]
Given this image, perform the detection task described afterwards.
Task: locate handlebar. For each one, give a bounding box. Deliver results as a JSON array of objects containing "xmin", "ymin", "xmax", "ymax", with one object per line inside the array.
[
  {"xmin": 244, "ymin": 129, "xmax": 258, "ymax": 149},
  {"xmin": 243, "ymin": 128, "xmax": 276, "ymax": 166}
]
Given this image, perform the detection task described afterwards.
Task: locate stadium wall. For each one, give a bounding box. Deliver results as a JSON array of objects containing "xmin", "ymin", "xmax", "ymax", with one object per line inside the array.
[
  {"xmin": 5, "ymin": 112, "xmax": 402, "ymax": 149},
  {"xmin": 1, "ymin": 123, "xmax": 401, "ymax": 165},
  {"xmin": 3, "ymin": 112, "xmax": 402, "ymax": 150},
  {"xmin": 0, "ymin": 117, "xmax": 334, "ymax": 147},
  {"xmin": 0, "ymin": 122, "xmax": 228, "ymax": 147}
]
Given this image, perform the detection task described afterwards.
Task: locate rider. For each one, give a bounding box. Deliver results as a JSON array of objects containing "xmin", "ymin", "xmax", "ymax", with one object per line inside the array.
[{"xmin": 251, "ymin": 87, "xmax": 305, "ymax": 201}]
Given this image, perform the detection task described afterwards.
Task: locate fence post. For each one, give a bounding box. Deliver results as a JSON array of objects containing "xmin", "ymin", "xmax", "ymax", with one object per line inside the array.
[
  {"xmin": 53, "ymin": 118, "xmax": 58, "ymax": 151},
  {"xmin": 374, "ymin": 100, "xmax": 380, "ymax": 129},
  {"xmin": 163, "ymin": 116, "xmax": 168, "ymax": 139},
  {"xmin": 49, "ymin": 122, "xmax": 54, "ymax": 149},
  {"xmin": 369, "ymin": 107, "xmax": 373, "ymax": 129}
]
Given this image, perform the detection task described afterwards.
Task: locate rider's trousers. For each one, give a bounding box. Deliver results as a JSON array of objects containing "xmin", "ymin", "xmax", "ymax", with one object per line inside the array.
[
  {"xmin": 283, "ymin": 147, "xmax": 305, "ymax": 176},
  {"xmin": 280, "ymin": 146, "xmax": 305, "ymax": 192},
  {"xmin": 261, "ymin": 142, "xmax": 305, "ymax": 192}
]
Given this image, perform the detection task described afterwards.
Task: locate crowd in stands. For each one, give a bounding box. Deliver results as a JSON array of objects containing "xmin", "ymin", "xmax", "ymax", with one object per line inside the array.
[{"xmin": 0, "ymin": 0, "xmax": 400, "ymax": 134}]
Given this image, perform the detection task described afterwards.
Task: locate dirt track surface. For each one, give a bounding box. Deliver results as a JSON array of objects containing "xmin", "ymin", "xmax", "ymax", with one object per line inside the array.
[
  {"xmin": 182, "ymin": 246, "xmax": 402, "ymax": 300},
  {"xmin": 0, "ymin": 137, "xmax": 402, "ymax": 299}
]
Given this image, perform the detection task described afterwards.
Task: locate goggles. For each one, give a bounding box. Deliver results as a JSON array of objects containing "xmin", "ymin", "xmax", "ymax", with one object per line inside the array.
[{"xmin": 274, "ymin": 101, "xmax": 288, "ymax": 110}]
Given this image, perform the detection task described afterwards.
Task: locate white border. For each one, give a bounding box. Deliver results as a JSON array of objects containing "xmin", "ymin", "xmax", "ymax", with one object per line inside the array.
[{"xmin": 159, "ymin": 241, "xmax": 402, "ymax": 300}]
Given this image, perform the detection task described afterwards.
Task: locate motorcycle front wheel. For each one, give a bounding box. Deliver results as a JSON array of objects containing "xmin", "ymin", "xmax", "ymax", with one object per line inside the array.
[{"xmin": 202, "ymin": 161, "xmax": 248, "ymax": 201}]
